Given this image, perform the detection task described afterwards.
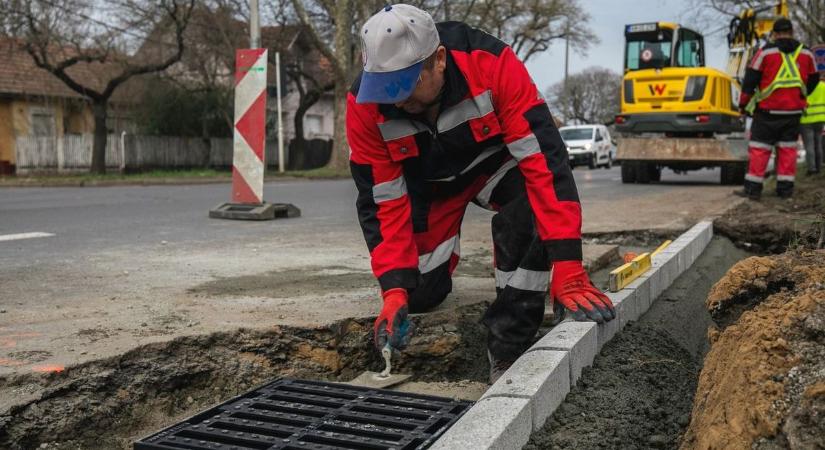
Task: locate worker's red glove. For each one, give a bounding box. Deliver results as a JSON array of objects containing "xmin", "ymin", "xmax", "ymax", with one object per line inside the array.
[
  {"xmin": 551, "ymin": 261, "xmax": 615, "ymax": 323},
  {"xmin": 373, "ymin": 288, "xmax": 414, "ymax": 352}
]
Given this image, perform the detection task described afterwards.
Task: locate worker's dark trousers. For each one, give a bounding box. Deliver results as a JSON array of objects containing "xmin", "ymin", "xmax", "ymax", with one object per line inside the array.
[
  {"xmin": 745, "ymin": 111, "xmax": 801, "ymax": 197},
  {"xmin": 406, "ymin": 159, "xmax": 548, "ymax": 361}
]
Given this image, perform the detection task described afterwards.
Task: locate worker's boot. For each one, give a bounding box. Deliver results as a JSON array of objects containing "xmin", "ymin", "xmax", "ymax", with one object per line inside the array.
[
  {"xmin": 488, "ymin": 350, "xmax": 515, "ymax": 385},
  {"xmin": 733, "ymin": 180, "xmax": 762, "ymax": 200},
  {"xmin": 776, "ymin": 180, "xmax": 794, "ymax": 199}
]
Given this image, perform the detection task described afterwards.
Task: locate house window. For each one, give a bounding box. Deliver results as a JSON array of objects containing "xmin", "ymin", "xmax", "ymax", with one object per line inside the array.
[
  {"xmin": 30, "ymin": 109, "xmax": 56, "ymax": 136},
  {"xmin": 305, "ymin": 114, "xmax": 323, "ymax": 138}
]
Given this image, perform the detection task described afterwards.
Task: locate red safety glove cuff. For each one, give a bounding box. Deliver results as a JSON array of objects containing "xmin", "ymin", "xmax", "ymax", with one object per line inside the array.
[
  {"xmin": 374, "ymin": 288, "xmax": 413, "ymax": 351},
  {"xmin": 551, "ymin": 261, "xmax": 615, "ymax": 323}
]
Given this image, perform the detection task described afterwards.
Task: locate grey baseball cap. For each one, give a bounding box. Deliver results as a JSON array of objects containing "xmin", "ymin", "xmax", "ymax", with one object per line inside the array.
[{"xmin": 356, "ymin": 4, "xmax": 440, "ymax": 104}]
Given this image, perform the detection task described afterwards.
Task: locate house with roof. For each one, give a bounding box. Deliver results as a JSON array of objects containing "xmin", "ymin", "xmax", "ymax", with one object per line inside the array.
[
  {"xmin": 137, "ymin": 8, "xmax": 335, "ymax": 156},
  {"xmin": 0, "ymin": 38, "xmax": 135, "ymax": 174}
]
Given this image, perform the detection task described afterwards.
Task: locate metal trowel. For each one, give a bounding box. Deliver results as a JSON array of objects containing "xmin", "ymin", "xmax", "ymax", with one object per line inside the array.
[{"xmin": 347, "ymin": 345, "xmax": 411, "ymax": 389}]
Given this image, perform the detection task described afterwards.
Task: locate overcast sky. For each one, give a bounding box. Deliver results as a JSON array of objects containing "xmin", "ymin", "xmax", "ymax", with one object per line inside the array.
[{"xmin": 524, "ymin": 0, "xmax": 730, "ymax": 94}]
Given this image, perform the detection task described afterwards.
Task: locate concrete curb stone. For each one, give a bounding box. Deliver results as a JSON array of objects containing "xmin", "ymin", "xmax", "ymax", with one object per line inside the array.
[
  {"xmin": 527, "ymin": 322, "xmax": 596, "ymax": 386},
  {"xmin": 428, "ymin": 396, "xmax": 532, "ymax": 450},
  {"xmin": 430, "ymin": 220, "xmax": 715, "ymax": 448},
  {"xmin": 481, "ymin": 350, "xmax": 570, "ymax": 431}
]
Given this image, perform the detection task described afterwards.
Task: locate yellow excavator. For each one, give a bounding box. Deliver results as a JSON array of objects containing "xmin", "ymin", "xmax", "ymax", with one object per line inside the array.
[{"xmin": 615, "ymin": 2, "xmax": 790, "ymax": 184}]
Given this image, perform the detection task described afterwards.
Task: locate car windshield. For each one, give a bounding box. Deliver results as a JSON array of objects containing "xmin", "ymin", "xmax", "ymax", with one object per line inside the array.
[{"xmin": 560, "ymin": 128, "xmax": 594, "ymax": 141}]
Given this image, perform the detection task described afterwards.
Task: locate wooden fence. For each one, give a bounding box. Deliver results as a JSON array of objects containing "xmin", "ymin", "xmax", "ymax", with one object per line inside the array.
[{"xmin": 14, "ymin": 134, "xmax": 295, "ymax": 173}]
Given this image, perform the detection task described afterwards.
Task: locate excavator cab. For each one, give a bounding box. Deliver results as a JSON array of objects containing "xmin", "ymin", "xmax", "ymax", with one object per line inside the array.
[
  {"xmin": 617, "ymin": 22, "xmax": 742, "ymax": 135},
  {"xmin": 624, "ymin": 22, "xmax": 701, "ymax": 72}
]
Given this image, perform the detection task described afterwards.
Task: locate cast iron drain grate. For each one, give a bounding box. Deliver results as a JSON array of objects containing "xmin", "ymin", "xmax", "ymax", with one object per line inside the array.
[{"xmin": 134, "ymin": 378, "xmax": 473, "ymax": 450}]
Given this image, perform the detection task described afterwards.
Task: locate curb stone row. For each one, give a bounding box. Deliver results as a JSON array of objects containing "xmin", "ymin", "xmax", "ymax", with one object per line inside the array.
[{"xmin": 430, "ymin": 221, "xmax": 715, "ymax": 450}]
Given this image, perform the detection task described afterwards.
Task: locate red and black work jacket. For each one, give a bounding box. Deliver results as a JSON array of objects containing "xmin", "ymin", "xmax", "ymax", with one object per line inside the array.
[
  {"xmin": 347, "ymin": 21, "xmax": 581, "ymax": 292},
  {"xmin": 741, "ymin": 38, "xmax": 820, "ymax": 114}
]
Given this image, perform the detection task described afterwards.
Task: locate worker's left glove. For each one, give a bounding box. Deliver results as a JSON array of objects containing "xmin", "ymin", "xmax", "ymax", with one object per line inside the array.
[
  {"xmin": 551, "ymin": 261, "xmax": 615, "ymax": 323},
  {"xmin": 373, "ymin": 288, "xmax": 414, "ymax": 352}
]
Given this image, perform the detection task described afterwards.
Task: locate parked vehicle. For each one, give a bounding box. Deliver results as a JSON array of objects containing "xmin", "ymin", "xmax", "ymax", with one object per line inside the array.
[{"xmin": 559, "ymin": 124, "xmax": 615, "ymax": 169}]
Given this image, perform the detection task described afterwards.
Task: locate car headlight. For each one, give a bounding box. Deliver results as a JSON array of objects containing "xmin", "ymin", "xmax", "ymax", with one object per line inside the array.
[{"xmin": 584, "ymin": 143, "xmax": 592, "ymax": 151}]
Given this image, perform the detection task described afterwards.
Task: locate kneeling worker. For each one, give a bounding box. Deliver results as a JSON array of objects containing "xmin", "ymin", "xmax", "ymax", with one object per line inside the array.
[{"xmin": 346, "ymin": 4, "xmax": 614, "ymax": 383}]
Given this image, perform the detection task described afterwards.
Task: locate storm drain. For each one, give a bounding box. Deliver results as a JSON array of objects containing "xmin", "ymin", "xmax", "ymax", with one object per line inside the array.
[{"xmin": 134, "ymin": 378, "xmax": 473, "ymax": 450}]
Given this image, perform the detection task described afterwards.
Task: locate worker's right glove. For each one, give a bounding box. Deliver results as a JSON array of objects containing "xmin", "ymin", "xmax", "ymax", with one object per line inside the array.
[
  {"xmin": 373, "ymin": 288, "xmax": 414, "ymax": 353},
  {"xmin": 551, "ymin": 261, "xmax": 615, "ymax": 323}
]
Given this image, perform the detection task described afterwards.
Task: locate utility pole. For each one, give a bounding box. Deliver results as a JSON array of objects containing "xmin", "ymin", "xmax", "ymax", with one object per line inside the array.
[
  {"xmin": 250, "ymin": 0, "xmax": 260, "ymax": 49},
  {"xmin": 563, "ymin": 21, "xmax": 570, "ymax": 90}
]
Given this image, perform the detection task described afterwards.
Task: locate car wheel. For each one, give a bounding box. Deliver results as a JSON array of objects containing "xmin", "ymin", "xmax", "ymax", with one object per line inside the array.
[
  {"xmin": 649, "ymin": 165, "xmax": 661, "ymax": 182},
  {"xmin": 604, "ymin": 154, "xmax": 613, "ymax": 169},
  {"xmin": 636, "ymin": 162, "xmax": 651, "ymax": 184},
  {"xmin": 588, "ymin": 153, "xmax": 597, "ymax": 170}
]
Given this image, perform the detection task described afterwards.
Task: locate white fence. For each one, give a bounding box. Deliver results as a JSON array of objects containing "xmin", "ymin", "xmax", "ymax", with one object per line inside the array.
[{"xmin": 14, "ymin": 134, "xmax": 289, "ymax": 173}]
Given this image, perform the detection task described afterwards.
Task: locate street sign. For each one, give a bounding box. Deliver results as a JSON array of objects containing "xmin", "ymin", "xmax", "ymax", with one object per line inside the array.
[
  {"xmin": 812, "ymin": 44, "xmax": 825, "ymax": 72},
  {"xmin": 231, "ymin": 48, "xmax": 268, "ymax": 204},
  {"xmin": 209, "ymin": 48, "xmax": 301, "ymax": 220}
]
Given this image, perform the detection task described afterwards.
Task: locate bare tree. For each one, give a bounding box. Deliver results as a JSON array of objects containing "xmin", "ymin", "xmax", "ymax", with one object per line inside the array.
[
  {"xmin": 789, "ymin": 0, "xmax": 825, "ymax": 44},
  {"xmin": 450, "ymin": 0, "xmax": 597, "ymax": 62},
  {"xmin": 3, "ymin": 0, "xmax": 196, "ymax": 174},
  {"xmin": 686, "ymin": 0, "xmax": 825, "ymax": 43},
  {"xmin": 546, "ymin": 67, "xmax": 621, "ymax": 125},
  {"xmin": 288, "ymin": 0, "xmax": 596, "ymax": 170}
]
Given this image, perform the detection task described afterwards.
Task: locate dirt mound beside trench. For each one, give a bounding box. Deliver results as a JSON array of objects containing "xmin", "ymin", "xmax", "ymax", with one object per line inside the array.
[
  {"xmin": 681, "ymin": 251, "xmax": 825, "ymax": 450},
  {"xmin": 715, "ymin": 173, "xmax": 825, "ymax": 254}
]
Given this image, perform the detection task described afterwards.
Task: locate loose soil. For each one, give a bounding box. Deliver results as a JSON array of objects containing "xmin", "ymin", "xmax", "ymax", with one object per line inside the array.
[
  {"xmin": 680, "ymin": 251, "xmax": 825, "ymax": 450},
  {"xmin": 0, "ymin": 303, "xmax": 490, "ymax": 449},
  {"xmin": 715, "ymin": 172, "xmax": 825, "ymax": 254},
  {"xmin": 525, "ymin": 236, "xmax": 752, "ymax": 450}
]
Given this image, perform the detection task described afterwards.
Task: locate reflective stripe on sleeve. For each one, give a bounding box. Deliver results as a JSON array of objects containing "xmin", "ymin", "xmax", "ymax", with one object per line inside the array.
[
  {"xmin": 495, "ymin": 267, "xmax": 549, "ymax": 292},
  {"xmin": 508, "ymin": 133, "xmax": 540, "ymax": 161},
  {"xmin": 373, "ymin": 176, "xmax": 407, "ymax": 203},
  {"xmin": 419, "ymin": 235, "xmax": 459, "ymax": 274}
]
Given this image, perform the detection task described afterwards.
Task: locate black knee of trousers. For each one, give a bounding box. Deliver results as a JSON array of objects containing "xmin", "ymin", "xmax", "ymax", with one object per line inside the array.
[{"xmin": 408, "ymin": 263, "xmax": 452, "ymax": 313}]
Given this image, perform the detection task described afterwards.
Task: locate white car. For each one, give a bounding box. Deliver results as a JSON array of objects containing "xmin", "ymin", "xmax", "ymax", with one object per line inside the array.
[{"xmin": 559, "ymin": 124, "xmax": 615, "ymax": 169}]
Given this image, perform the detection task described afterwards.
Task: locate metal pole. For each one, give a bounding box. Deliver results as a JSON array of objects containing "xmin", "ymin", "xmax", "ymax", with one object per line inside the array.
[
  {"xmin": 276, "ymin": 51, "xmax": 285, "ymax": 173},
  {"xmin": 564, "ymin": 27, "xmax": 569, "ymax": 89},
  {"xmin": 250, "ymin": 0, "xmax": 260, "ymax": 49}
]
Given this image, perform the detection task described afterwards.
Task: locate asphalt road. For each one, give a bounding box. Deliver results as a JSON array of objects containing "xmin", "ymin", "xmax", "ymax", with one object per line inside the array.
[{"xmin": 0, "ymin": 166, "xmax": 725, "ymax": 270}]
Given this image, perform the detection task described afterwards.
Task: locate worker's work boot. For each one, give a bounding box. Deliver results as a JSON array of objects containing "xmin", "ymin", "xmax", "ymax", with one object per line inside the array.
[
  {"xmin": 776, "ymin": 181, "xmax": 794, "ymax": 199},
  {"xmin": 733, "ymin": 180, "xmax": 762, "ymax": 201},
  {"xmin": 488, "ymin": 350, "xmax": 515, "ymax": 385}
]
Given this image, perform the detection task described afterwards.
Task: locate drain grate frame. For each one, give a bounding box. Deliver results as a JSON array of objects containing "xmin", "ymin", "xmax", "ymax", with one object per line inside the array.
[{"xmin": 134, "ymin": 378, "xmax": 473, "ymax": 450}]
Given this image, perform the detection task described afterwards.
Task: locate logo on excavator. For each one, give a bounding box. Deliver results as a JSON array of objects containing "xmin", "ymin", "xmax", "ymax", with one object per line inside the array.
[{"xmin": 648, "ymin": 84, "xmax": 667, "ymax": 96}]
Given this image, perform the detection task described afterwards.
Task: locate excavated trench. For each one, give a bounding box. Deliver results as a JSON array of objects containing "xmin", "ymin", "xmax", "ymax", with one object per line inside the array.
[
  {"xmin": 526, "ymin": 236, "xmax": 754, "ymax": 450},
  {"xmin": 0, "ymin": 303, "xmax": 491, "ymax": 449}
]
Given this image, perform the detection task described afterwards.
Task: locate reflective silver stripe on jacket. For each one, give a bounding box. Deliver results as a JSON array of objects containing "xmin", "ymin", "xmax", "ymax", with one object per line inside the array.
[
  {"xmin": 373, "ymin": 176, "xmax": 407, "ymax": 203},
  {"xmin": 768, "ymin": 109, "xmax": 804, "ymax": 115},
  {"xmin": 508, "ymin": 133, "xmax": 540, "ymax": 161},
  {"xmin": 378, "ymin": 119, "xmax": 429, "ymax": 141},
  {"xmin": 419, "ymin": 235, "xmax": 459, "ymax": 274},
  {"xmin": 745, "ymin": 173, "xmax": 765, "ymax": 183},
  {"xmin": 749, "ymin": 141, "xmax": 773, "ymax": 150},
  {"xmin": 476, "ymin": 158, "xmax": 518, "ymax": 209},
  {"xmin": 437, "ymin": 90, "xmax": 494, "ymax": 133},
  {"xmin": 753, "ymin": 47, "xmax": 780, "ymax": 70},
  {"xmin": 495, "ymin": 267, "xmax": 549, "ymax": 292},
  {"xmin": 777, "ymin": 141, "xmax": 798, "ymax": 148}
]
